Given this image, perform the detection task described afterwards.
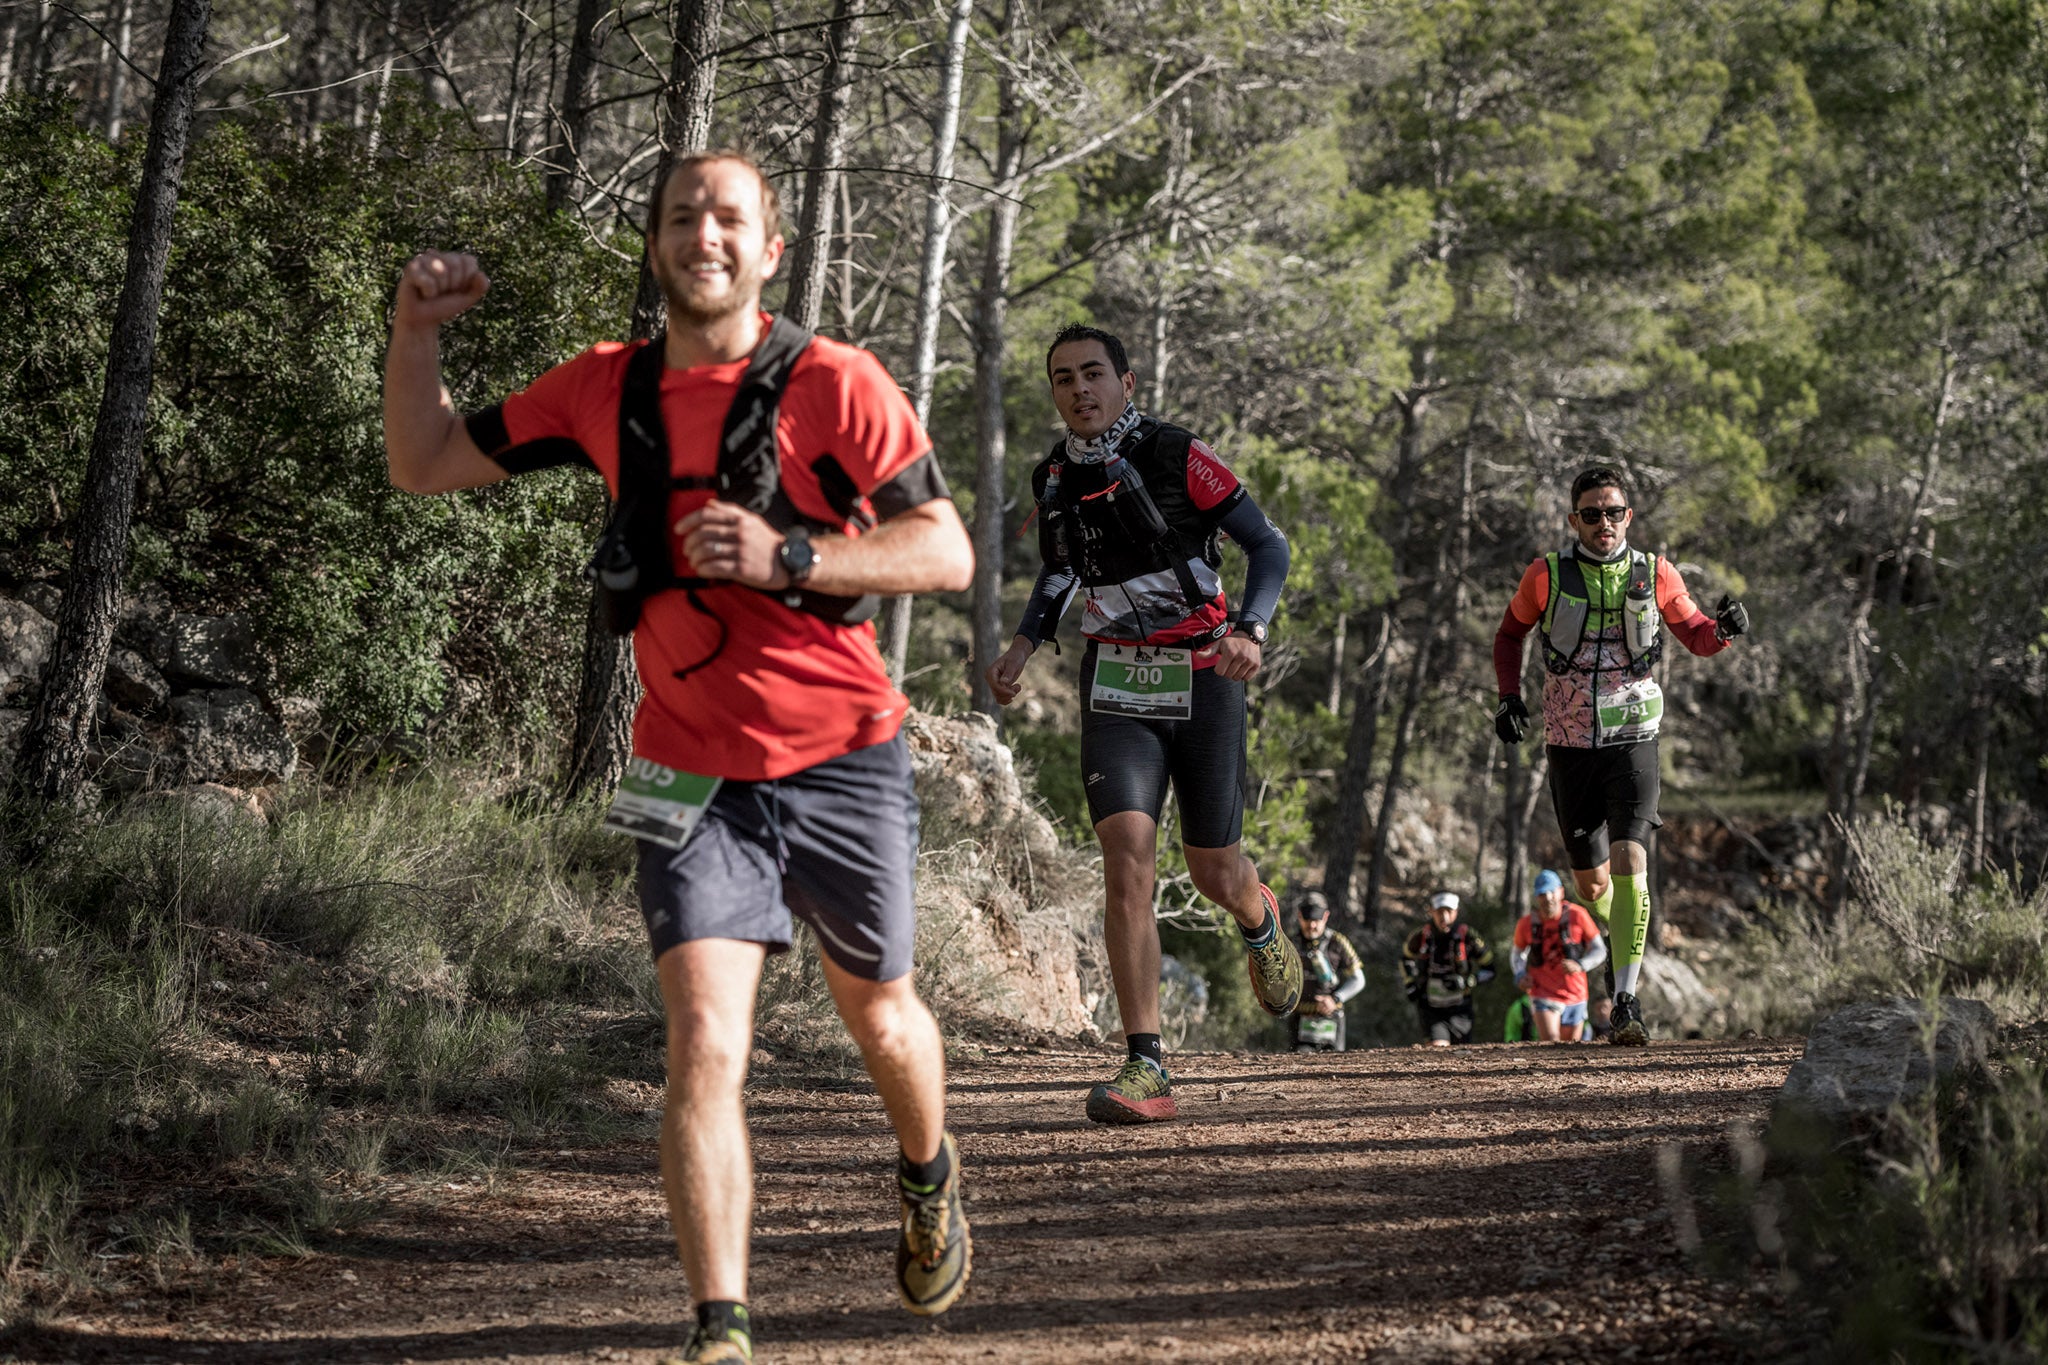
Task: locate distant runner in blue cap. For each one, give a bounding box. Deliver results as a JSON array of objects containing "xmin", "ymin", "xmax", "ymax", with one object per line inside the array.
[{"xmin": 1510, "ymin": 869, "xmax": 1607, "ymax": 1042}]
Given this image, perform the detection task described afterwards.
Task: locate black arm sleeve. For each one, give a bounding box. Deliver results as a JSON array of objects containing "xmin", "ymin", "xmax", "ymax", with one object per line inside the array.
[
  {"xmin": 1219, "ymin": 495, "xmax": 1290, "ymax": 628},
  {"xmin": 1012, "ymin": 562, "xmax": 1079, "ymax": 647},
  {"xmin": 464, "ymin": 405, "xmax": 596, "ymax": 476}
]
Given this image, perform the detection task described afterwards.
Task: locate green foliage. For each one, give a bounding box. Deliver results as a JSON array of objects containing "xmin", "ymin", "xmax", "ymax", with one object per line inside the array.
[
  {"xmin": 1717, "ymin": 811, "xmax": 2048, "ymax": 1035},
  {"xmin": 1700, "ymin": 1043, "xmax": 2048, "ymax": 1359},
  {"xmin": 0, "ymin": 95, "xmax": 629, "ymax": 740}
]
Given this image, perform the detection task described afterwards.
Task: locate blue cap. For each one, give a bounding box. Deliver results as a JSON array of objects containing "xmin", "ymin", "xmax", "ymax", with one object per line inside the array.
[{"xmin": 1533, "ymin": 869, "xmax": 1563, "ymax": 896}]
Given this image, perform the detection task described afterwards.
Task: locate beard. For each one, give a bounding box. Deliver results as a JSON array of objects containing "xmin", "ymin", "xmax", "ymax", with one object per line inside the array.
[{"xmin": 651, "ymin": 248, "xmax": 766, "ymax": 326}]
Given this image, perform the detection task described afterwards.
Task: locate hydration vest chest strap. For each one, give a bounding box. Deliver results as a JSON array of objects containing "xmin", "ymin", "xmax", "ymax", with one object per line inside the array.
[
  {"xmin": 591, "ymin": 319, "xmax": 880, "ymax": 637},
  {"xmin": 1541, "ymin": 548, "xmax": 1662, "ymax": 675}
]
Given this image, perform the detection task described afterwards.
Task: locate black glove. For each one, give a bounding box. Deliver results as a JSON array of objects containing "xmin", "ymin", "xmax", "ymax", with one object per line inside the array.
[
  {"xmin": 1715, "ymin": 594, "xmax": 1749, "ymax": 641},
  {"xmin": 1494, "ymin": 695, "xmax": 1531, "ymax": 744}
]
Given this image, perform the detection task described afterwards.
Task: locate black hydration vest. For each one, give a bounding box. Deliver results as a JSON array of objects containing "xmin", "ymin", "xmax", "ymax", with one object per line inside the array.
[
  {"xmin": 1028, "ymin": 419, "xmax": 1224, "ymax": 610},
  {"xmin": 589, "ymin": 317, "xmax": 879, "ymax": 636}
]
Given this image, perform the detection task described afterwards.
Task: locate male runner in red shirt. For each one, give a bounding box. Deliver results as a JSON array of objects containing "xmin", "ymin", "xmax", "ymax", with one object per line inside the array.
[{"xmin": 384, "ymin": 151, "xmax": 974, "ymax": 1364}]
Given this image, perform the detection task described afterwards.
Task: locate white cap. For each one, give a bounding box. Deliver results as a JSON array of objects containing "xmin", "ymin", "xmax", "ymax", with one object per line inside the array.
[{"xmin": 1428, "ymin": 891, "xmax": 1460, "ymax": 912}]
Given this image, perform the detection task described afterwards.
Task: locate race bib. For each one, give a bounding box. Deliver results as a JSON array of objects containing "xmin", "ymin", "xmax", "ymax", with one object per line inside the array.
[
  {"xmin": 1090, "ymin": 645, "xmax": 1193, "ymax": 719},
  {"xmin": 603, "ymin": 755, "xmax": 724, "ymax": 850},
  {"xmin": 1598, "ymin": 676, "xmax": 1663, "ymax": 744}
]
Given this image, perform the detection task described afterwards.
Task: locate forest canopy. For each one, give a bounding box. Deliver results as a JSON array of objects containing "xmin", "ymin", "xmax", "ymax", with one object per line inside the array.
[{"xmin": 0, "ymin": 0, "xmax": 2042, "ymax": 907}]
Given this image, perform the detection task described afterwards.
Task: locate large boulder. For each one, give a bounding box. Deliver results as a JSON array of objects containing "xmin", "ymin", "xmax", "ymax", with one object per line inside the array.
[
  {"xmin": 142, "ymin": 613, "xmax": 272, "ymax": 692},
  {"xmin": 1774, "ymin": 997, "xmax": 1996, "ymax": 1130},
  {"xmin": 901, "ymin": 710, "xmax": 1093, "ymax": 1038},
  {"xmin": 105, "ymin": 644, "xmax": 171, "ymax": 714},
  {"xmin": 0, "ymin": 708, "xmax": 26, "ymax": 778},
  {"xmin": 0, "ymin": 599, "xmax": 55, "ymax": 701},
  {"xmin": 170, "ymin": 687, "xmax": 298, "ymax": 785}
]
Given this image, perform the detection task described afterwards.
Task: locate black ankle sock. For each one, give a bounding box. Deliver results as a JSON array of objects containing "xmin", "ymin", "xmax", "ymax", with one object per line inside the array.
[
  {"xmin": 696, "ymin": 1300, "xmax": 750, "ymax": 1343},
  {"xmin": 899, "ymin": 1136, "xmax": 952, "ymax": 1193},
  {"xmin": 1127, "ymin": 1032, "xmax": 1164, "ymax": 1068}
]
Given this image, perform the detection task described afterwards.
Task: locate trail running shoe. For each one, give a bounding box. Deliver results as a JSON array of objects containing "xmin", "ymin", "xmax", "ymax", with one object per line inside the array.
[
  {"xmin": 658, "ymin": 1323, "xmax": 752, "ymax": 1364},
  {"xmin": 1085, "ymin": 1055, "xmax": 1178, "ymax": 1124},
  {"xmin": 897, "ymin": 1131, "xmax": 971, "ymax": 1316},
  {"xmin": 1244, "ymin": 884, "xmax": 1304, "ymax": 1016},
  {"xmin": 1611, "ymin": 991, "xmax": 1649, "ymax": 1047}
]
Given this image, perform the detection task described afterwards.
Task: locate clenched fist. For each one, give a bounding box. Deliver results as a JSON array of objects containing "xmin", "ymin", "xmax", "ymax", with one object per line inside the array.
[{"xmin": 395, "ymin": 251, "xmax": 490, "ymax": 330}]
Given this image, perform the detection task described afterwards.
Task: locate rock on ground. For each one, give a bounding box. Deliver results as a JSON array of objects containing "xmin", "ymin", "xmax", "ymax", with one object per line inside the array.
[
  {"xmin": 171, "ymin": 687, "xmax": 299, "ymax": 785},
  {"xmin": 0, "ymin": 598, "xmax": 55, "ymax": 701},
  {"xmin": 142, "ymin": 612, "xmax": 272, "ymax": 692},
  {"xmin": 1774, "ymin": 996, "xmax": 1995, "ymax": 1129}
]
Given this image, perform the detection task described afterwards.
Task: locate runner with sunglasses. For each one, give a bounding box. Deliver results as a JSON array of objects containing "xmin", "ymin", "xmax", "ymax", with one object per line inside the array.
[{"xmin": 1489, "ymin": 467, "xmax": 1748, "ymax": 1046}]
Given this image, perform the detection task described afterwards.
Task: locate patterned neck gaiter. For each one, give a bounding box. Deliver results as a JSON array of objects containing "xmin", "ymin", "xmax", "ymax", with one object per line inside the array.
[{"xmin": 1064, "ymin": 402, "xmax": 1143, "ymax": 465}]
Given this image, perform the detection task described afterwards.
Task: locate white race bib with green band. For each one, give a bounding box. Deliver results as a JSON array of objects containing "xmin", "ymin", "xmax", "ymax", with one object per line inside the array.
[
  {"xmin": 1598, "ymin": 676, "xmax": 1664, "ymax": 745},
  {"xmin": 603, "ymin": 756, "xmax": 724, "ymax": 850},
  {"xmin": 1090, "ymin": 645, "xmax": 1194, "ymax": 719}
]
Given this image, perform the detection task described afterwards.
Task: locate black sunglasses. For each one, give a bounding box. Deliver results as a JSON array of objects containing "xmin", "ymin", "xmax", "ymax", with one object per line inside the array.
[{"xmin": 1574, "ymin": 506, "xmax": 1630, "ymax": 524}]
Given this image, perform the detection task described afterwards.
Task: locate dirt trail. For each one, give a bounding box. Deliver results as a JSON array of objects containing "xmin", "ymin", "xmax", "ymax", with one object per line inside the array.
[{"xmin": 15, "ymin": 1039, "xmax": 1821, "ymax": 1364}]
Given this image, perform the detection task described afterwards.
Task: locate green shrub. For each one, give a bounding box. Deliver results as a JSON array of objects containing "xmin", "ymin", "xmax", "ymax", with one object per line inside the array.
[{"xmin": 1717, "ymin": 810, "xmax": 2048, "ymax": 1036}]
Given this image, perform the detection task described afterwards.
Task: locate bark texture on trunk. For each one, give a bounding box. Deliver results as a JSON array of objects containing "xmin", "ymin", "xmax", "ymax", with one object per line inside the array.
[
  {"xmin": 780, "ymin": 0, "xmax": 860, "ymax": 332},
  {"xmin": 882, "ymin": 0, "xmax": 977, "ymax": 682},
  {"xmin": 564, "ymin": 0, "xmax": 725, "ymax": 804},
  {"xmin": 1320, "ymin": 608, "xmax": 1392, "ymax": 915},
  {"xmin": 15, "ymin": 0, "xmax": 213, "ymax": 808},
  {"xmin": 966, "ymin": 62, "xmax": 1024, "ymax": 719},
  {"xmin": 545, "ymin": 0, "xmax": 607, "ymax": 213},
  {"xmin": 103, "ymin": 0, "xmax": 134, "ymax": 140}
]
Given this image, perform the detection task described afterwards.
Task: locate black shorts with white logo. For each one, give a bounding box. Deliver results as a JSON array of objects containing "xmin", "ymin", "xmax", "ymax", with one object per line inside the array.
[
  {"xmin": 1545, "ymin": 740, "xmax": 1661, "ymax": 870},
  {"xmin": 1418, "ymin": 1003, "xmax": 1474, "ymax": 1045},
  {"xmin": 635, "ymin": 733, "xmax": 919, "ymax": 982},
  {"xmin": 1077, "ymin": 640, "xmax": 1246, "ymax": 848}
]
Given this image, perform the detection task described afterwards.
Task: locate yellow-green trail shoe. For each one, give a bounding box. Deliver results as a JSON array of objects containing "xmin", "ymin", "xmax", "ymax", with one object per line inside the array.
[
  {"xmin": 1244, "ymin": 884, "xmax": 1304, "ymax": 1016},
  {"xmin": 897, "ymin": 1131, "xmax": 971, "ymax": 1316},
  {"xmin": 658, "ymin": 1323, "xmax": 751, "ymax": 1364},
  {"xmin": 1085, "ymin": 1054, "xmax": 1178, "ymax": 1124}
]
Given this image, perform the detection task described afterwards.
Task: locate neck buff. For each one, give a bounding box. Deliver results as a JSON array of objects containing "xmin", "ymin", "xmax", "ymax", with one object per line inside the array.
[
  {"xmin": 1065, "ymin": 401, "xmax": 1143, "ymax": 465},
  {"xmin": 1573, "ymin": 536, "xmax": 1631, "ymax": 564}
]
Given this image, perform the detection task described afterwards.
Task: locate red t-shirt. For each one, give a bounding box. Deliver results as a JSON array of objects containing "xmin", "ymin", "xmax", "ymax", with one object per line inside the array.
[
  {"xmin": 1514, "ymin": 904, "xmax": 1603, "ymax": 1005},
  {"xmin": 492, "ymin": 320, "xmax": 932, "ymax": 780}
]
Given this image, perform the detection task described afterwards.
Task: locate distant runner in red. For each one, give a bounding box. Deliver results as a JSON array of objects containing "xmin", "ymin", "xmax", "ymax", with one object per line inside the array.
[
  {"xmin": 985, "ymin": 324, "xmax": 1300, "ymax": 1125},
  {"xmin": 1511, "ymin": 869, "xmax": 1608, "ymax": 1042},
  {"xmin": 383, "ymin": 151, "xmax": 974, "ymax": 1364}
]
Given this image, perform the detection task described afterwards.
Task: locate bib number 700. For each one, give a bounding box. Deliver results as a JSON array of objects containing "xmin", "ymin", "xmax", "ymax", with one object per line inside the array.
[{"xmin": 1090, "ymin": 645, "xmax": 1194, "ymax": 719}]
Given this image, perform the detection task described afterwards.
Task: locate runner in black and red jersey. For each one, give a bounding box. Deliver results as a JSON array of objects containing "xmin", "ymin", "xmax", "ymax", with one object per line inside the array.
[
  {"xmin": 384, "ymin": 151, "xmax": 974, "ymax": 1363},
  {"xmin": 985, "ymin": 323, "xmax": 1299, "ymax": 1125}
]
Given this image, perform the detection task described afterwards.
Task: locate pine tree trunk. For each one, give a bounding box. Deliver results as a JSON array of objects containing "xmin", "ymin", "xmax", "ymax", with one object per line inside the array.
[
  {"xmin": 1362, "ymin": 602, "xmax": 1443, "ymax": 926},
  {"xmin": 294, "ymin": 0, "xmax": 330, "ymax": 140},
  {"xmin": 563, "ymin": 0, "xmax": 726, "ymax": 804},
  {"xmin": 1325, "ymin": 612, "xmax": 1346, "ymax": 714},
  {"xmin": 14, "ymin": 0, "xmax": 213, "ymax": 809},
  {"xmin": 780, "ymin": 0, "xmax": 860, "ymax": 331},
  {"xmin": 966, "ymin": 59, "xmax": 1025, "ymax": 719},
  {"xmin": 103, "ymin": 0, "xmax": 133, "ymax": 139},
  {"xmin": 545, "ymin": 0, "xmax": 606, "ymax": 213},
  {"xmin": 881, "ymin": 0, "xmax": 975, "ymax": 682},
  {"xmin": 1321, "ymin": 607, "xmax": 1391, "ymax": 915}
]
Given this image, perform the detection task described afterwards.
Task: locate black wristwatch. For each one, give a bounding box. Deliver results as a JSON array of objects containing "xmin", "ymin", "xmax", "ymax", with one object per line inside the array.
[
  {"xmin": 777, "ymin": 526, "xmax": 818, "ymax": 585},
  {"xmin": 1232, "ymin": 618, "xmax": 1268, "ymax": 646}
]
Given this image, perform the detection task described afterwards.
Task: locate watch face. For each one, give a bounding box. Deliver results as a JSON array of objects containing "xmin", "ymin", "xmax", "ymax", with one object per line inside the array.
[{"xmin": 779, "ymin": 532, "xmax": 815, "ymax": 580}]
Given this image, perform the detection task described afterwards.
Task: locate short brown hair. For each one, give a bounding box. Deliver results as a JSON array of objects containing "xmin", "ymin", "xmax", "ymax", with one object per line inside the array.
[
  {"xmin": 1570, "ymin": 465, "xmax": 1631, "ymax": 506},
  {"xmin": 647, "ymin": 149, "xmax": 783, "ymax": 240}
]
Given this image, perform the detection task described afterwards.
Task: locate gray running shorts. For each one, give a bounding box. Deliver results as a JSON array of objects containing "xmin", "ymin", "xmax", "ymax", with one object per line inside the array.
[{"xmin": 634, "ymin": 733, "xmax": 920, "ymax": 982}]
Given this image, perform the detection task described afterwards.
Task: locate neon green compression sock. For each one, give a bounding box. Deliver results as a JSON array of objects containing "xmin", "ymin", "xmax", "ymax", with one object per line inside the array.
[
  {"xmin": 1586, "ymin": 878, "xmax": 1615, "ymax": 927},
  {"xmin": 1610, "ymin": 870, "xmax": 1650, "ymax": 996}
]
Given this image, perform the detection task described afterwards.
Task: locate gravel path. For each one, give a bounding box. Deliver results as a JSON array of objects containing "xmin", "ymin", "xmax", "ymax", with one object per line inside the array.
[{"xmin": 14, "ymin": 1039, "xmax": 1821, "ymax": 1364}]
